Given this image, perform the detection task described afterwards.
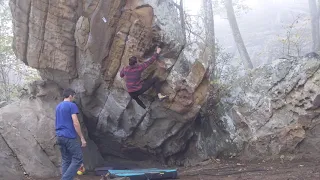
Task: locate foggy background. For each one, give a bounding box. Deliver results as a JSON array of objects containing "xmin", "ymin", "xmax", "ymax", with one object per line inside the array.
[{"xmin": 185, "ymin": 0, "xmax": 310, "ymax": 67}]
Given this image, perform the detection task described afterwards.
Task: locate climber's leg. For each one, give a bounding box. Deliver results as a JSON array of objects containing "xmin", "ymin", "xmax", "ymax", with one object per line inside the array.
[
  {"xmin": 129, "ymin": 77, "xmax": 167, "ymax": 108},
  {"xmin": 139, "ymin": 77, "xmax": 168, "ymax": 100},
  {"xmin": 139, "ymin": 77, "xmax": 158, "ymax": 94},
  {"xmin": 129, "ymin": 92, "xmax": 147, "ymax": 109}
]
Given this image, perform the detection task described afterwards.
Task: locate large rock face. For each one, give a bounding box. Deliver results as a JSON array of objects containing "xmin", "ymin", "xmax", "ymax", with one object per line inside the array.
[
  {"xmin": 221, "ymin": 56, "xmax": 320, "ymax": 160},
  {"xmin": 0, "ymin": 135, "xmax": 23, "ymax": 180},
  {"xmin": 7, "ymin": 0, "xmax": 216, "ymax": 177}
]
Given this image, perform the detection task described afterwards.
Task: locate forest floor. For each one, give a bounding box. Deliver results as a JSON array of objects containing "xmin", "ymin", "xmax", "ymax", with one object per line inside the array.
[{"xmin": 28, "ymin": 159, "xmax": 320, "ymax": 180}]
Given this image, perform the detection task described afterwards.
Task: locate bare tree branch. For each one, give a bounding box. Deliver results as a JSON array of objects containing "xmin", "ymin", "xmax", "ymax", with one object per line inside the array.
[
  {"xmin": 172, "ymin": 0, "xmax": 187, "ymax": 44},
  {"xmin": 172, "ymin": 2, "xmax": 181, "ymax": 9}
]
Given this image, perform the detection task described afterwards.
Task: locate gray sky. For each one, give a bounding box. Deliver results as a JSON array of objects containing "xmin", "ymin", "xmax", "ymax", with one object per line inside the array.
[{"xmin": 184, "ymin": 0, "xmax": 260, "ymax": 15}]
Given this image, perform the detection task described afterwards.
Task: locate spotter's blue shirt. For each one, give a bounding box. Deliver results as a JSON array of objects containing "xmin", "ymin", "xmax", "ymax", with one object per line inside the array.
[{"xmin": 55, "ymin": 101, "xmax": 79, "ymax": 139}]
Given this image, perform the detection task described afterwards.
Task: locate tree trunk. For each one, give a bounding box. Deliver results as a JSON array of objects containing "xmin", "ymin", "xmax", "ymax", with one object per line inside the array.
[
  {"xmin": 202, "ymin": 0, "xmax": 216, "ymax": 118},
  {"xmin": 204, "ymin": 0, "xmax": 216, "ymax": 80},
  {"xmin": 318, "ymin": 0, "xmax": 320, "ymax": 17},
  {"xmin": 225, "ymin": 0, "xmax": 253, "ymax": 69},
  {"xmin": 309, "ymin": 0, "xmax": 320, "ymax": 52},
  {"xmin": 173, "ymin": 0, "xmax": 186, "ymax": 44},
  {"xmin": 202, "ymin": 0, "xmax": 215, "ymax": 80},
  {"xmin": 179, "ymin": 0, "xmax": 186, "ymax": 44}
]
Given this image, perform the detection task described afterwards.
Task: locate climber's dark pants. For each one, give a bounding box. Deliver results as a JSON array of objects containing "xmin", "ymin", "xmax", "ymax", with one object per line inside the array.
[{"xmin": 129, "ymin": 77, "xmax": 162, "ymax": 109}]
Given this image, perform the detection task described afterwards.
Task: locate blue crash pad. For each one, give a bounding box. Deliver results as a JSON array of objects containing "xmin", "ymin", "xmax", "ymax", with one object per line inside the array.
[{"xmin": 107, "ymin": 168, "xmax": 178, "ymax": 180}]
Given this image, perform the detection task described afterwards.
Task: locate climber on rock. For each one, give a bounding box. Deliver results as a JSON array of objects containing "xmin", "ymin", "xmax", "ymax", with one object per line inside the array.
[{"xmin": 120, "ymin": 47, "xmax": 168, "ymax": 109}]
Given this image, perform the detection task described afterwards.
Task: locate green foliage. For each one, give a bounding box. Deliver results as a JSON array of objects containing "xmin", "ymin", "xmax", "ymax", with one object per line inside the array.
[
  {"xmin": 277, "ymin": 14, "xmax": 311, "ymax": 57},
  {"xmin": 0, "ymin": 0, "xmax": 39, "ymax": 102},
  {"xmin": 205, "ymin": 42, "xmax": 238, "ymax": 116}
]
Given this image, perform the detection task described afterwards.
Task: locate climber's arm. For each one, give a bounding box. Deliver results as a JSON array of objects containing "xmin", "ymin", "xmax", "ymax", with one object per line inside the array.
[
  {"xmin": 138, "ymin": 47, "xmax": 161, "ymax": 70},
  {"xmin": 120, "ymin": 68, "xmax": 125, "ymax": 78}
]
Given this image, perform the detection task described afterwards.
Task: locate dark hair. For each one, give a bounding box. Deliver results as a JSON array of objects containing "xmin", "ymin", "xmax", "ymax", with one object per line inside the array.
[
  {"xmin": 129, "ymin": 56, "xmax": 137, "ymax": 66},
  {"xmin": 63, "ymin": 88, "xmax": 75, "ymax": 98}
]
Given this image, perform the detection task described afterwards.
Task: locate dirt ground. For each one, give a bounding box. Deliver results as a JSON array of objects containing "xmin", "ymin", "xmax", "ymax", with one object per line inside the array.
[
  {"xmin": 178, "ymin": 159, "xmax": 320, "ymax": 180},
  {"xmin": 30, "ymin": 159, "xmax": 320, "ymax": 180}
]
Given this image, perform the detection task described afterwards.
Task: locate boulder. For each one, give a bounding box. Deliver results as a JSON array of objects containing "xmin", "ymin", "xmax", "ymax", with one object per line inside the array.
[
  {"xmin": 0, "ymin": 135, "xmax": 24, "ymax": 180},
  {"xmin": 221, "ymin": 56, "xmax": 320, "ymax": 160},
  {"xmin": 9, "ymin": 0, "xmax": 212, "ymax": 167},
  {"xmin": 0, "ymin": 98, "xmax": 60, "ymax": 178}
]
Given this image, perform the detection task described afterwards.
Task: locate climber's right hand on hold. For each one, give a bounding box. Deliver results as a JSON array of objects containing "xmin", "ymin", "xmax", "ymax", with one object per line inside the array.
[
  {"xmin": 156, "ymin": 47, "xmax": 165, "ymax": 68},
  {"xmin": 156, "ymin": 47, "xmax": 161, "ymax": 54}
]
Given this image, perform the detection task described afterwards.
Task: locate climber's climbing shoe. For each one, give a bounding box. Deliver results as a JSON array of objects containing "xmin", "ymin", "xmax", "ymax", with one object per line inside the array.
[{"xmin": 158, "ymin": 94, "xmax": 168, "ymax": 101}]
